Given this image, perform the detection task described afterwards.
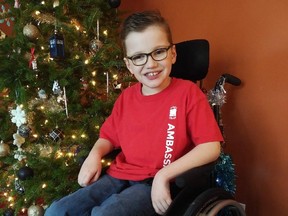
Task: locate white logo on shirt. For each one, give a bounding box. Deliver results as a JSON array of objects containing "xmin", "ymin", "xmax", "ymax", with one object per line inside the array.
[{"xmin": 169, "ymin": 106, "xmax": 177, "ymax": 119}]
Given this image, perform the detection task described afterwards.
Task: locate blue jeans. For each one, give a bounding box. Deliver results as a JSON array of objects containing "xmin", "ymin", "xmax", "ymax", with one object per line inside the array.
[{"xmin": 44, "ymin": 174, "xmax": 156, "ymax": 216}]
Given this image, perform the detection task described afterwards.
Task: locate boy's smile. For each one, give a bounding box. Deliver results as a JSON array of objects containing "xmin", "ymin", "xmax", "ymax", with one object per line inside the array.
[{"xmin": 124, "ymin": 25, "xmax": 177, "ymax": 96}]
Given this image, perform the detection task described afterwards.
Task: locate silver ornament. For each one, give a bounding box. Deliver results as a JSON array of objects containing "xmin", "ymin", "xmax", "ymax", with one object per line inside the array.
[
  {"xmin": 27, "ymin": 205, "xmax": 44, "ymax": 216},
  {"xmin": 89, "ymin": 39, "xmax": 103, "ymax": 54},
  {"xmin": 18, "ymin": 124, "xmax": 31, "ymax": 138},
  {"xmin": 15, "ymin": 178, "xmax": 25, "ymax": 194}
]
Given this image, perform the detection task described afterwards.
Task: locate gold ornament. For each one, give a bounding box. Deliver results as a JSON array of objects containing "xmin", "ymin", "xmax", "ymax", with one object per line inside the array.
[
  {"xmin": 0, "ymin": 140, "xmax": 10, "ymax": 157},
  {"xmin": 32, "ymin": 12, "xmax": 56, "ymax": 25},
  {"xmin": 27, "ymin": 204, "xmax": 44, "ymax": 216},
  {"xmin": 23, "ymin": 24, "xmax": 40, "ymax": 40}
]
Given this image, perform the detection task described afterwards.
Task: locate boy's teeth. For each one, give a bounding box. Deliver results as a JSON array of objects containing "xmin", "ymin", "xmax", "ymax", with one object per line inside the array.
[{"xmin": 147, "ymin": 72, "xmax": 158, "ymax": 76}]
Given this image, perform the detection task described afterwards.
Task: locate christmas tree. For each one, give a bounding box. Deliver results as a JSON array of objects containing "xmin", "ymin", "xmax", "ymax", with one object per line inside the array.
[{"xmin": 0, "ymin": 0, "xmax": 129, "ymax": 215}]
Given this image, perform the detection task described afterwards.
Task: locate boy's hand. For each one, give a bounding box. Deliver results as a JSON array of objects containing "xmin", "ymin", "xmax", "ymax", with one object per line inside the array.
[
  {"xmin": 77, "ymin": 153, "xmax": 102, "ymax": 187},
  {"xmin": 151, "ymin": 172, "xmax": 172, "ymax": 215}
]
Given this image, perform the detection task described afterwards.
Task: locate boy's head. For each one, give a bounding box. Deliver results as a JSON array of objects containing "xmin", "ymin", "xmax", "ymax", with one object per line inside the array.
[
  {"xmin": 120, "ymin": 11, "xmax": 177, "ymax": 96},
  {"xmin": 120, "ymin": 10, "xmax": 173, "ymax": 54}
]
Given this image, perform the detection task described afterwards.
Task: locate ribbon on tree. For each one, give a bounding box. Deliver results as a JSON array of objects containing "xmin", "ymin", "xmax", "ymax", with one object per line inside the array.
[{"xmin": 28, "ymin": 47, "xmax": 35, "ymax": 68}]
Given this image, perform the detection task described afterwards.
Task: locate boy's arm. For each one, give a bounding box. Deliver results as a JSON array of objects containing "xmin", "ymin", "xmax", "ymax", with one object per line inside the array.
[
  {"xmin": 151, "ymin": 141, "xmax": 221, "ymax": 215},
  {"xmin": 78, "ymin": 138, "xmax": 114, "ymax": 187}
]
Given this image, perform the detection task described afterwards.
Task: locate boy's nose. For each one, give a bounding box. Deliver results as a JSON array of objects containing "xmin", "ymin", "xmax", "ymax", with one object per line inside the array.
[{"xmin": 146, "ymin": 55, "xmax": 158, "ymax": 68}]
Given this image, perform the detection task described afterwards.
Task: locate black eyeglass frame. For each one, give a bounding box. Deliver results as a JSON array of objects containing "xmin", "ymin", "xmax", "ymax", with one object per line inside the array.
[{"xmin": 126, "ymin": 44, "xmax": 173, "ymax": 66}]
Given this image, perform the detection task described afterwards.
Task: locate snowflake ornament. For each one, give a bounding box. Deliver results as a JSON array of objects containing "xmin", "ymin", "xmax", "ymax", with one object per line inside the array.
[
  {"xmin": 14, "ymin": 147, "xmax": 26, "ymax": 161},
  {"xmin": 10, "ymin": 105, "xmax": 27, "ymax": 127}
]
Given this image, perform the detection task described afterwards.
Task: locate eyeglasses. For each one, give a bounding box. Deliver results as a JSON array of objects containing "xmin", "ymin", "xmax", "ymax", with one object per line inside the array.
[{"xmin": 126, "ymin": 45, "xmax": 173, "ymax": 66}]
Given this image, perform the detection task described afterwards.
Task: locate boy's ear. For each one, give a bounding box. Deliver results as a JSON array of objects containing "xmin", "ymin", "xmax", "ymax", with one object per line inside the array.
[
  {"xmin": 124, "ymin": 58, "xmax": 134, "ymax": 74},
  {"xmin": 171, "ymin": 45, "xmax": 177, "ymax": 64}
]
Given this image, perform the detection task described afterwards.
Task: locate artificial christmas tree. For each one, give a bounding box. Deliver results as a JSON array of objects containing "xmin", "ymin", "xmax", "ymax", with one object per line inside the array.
[{"xmin": 0, "ymin": 0, "xmax": 129, "ymax": 214}]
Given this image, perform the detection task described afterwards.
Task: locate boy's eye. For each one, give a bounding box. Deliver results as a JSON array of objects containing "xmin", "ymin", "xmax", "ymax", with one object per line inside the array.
[
  {"xmin": 153, "ymin": 48, "xmax": 166, "ymax": 56},
  {"xmin": 132, "ymin": 54, "xmax": 146, "ymax": 62}
]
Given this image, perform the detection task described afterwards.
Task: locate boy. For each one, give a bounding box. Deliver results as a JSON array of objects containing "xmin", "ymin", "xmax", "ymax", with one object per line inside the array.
[{"xmin": 45, "ymin": 10, "xmax": 222, "ymax": 216}]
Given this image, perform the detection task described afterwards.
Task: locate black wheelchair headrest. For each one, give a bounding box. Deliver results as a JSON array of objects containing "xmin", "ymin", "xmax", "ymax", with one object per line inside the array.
[{"xmin": 170, "ymin": 39, "xmax": 209, "ymax": 82}]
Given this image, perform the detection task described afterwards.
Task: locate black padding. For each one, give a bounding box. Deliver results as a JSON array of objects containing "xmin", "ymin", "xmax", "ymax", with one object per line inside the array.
[{"xmin": 170, "ymin": 39, "xmax": 209, "ymax": 82}]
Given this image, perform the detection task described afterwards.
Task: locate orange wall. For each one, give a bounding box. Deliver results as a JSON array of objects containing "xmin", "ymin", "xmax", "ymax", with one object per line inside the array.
[{"xmin": 120, "ymin": 1, "xmax": 288, "ymax": 215}]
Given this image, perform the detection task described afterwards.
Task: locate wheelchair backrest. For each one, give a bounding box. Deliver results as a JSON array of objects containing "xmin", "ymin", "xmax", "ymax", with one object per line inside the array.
[{"xmin": 170, "ymin": 39, "xmax": 209, "ymax": 82}]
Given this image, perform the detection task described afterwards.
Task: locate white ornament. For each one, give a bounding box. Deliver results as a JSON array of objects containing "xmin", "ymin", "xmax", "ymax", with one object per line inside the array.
[
  {"xmin": 52, "ymin": 80, "xmax": 62, "ymax": 95},
  {"xmin": 13, "ymin": 133, "xmax": 25, "ymax": 147},
  {"xmin": 14, "ymin": 147, "xmax": 26, "ymax": 161},
  {"xmin": 10, "ymin": 105, "xmax": 27, "ymax": 127},
  {"xmin": 38, "ymin": 89, "xmax": 47, "ymax": 99}
]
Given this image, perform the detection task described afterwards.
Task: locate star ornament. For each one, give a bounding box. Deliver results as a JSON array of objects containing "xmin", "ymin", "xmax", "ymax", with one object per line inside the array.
[
  {"xmin": 10, "ymin": 105, "xmax": 27, "ymax": 127},
  {"xmin": 13, "ymin": 133, "xmax": 25, "ymax": 147}
]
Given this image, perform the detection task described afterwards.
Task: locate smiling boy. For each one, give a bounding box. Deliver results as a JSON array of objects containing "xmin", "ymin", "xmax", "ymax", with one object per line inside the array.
[{"xmin": 45, "ymin": 10, "xmax": 222, "ymax": 216}]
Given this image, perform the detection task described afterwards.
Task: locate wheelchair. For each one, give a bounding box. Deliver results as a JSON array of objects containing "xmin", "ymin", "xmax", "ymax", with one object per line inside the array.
[
  {"xmin": 165, "ymin": 40, "xmax": 245, "ymax": 216},
  {"xmin": 105, "ymin": 39, "xmax": 246, "ymax": 216}
]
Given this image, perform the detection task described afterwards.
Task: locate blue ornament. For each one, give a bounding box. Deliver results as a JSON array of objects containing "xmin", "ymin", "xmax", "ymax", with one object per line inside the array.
[
  {"xmin": 49, "ymin": 30, "xmax": 65, "ymax": 59},
  {"xmin": 3, "ymin": 208, "xmax": 14, "ymax": 216},
  {"xmin": 108, "ymin": 0, "xmax": 121, "ymax": 8},
  {"xmin": 17, "ymin": 166, "xmax": 34, "ymax": 180}
]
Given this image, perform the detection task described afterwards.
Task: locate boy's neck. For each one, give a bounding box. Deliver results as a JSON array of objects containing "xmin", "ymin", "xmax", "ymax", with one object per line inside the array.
[{"xmin": 141, "ymin": 77, "xmax": 172, "ymax": 96}]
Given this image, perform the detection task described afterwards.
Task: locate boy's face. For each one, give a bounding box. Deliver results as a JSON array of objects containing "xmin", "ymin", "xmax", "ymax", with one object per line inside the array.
[{"xmin": 124, "ymin": 25, "xmax": 176, "ymax": 95}]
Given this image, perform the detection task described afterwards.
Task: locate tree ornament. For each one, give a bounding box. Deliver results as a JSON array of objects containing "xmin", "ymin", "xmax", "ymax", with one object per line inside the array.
[
  {"xmin": 52, "ymin": 81, "xmax": 68, "ymax": 117},
  {"xmin": 10, "ymin": 105, "xmax": 27, "ymax": 127},
  {"xmin": 49, "ymin": 128, "xmax": 64, "ymax": 142},
  {"xmin": 49, "ymin": 29, "xmax": 65, "ymax": 59},
  {"xmin": 90, "ymin": 19, "xmax": 103, "ymax": 55},
  {"xmin": 89, "ymin": 38, "xmax": 103, "ymax": 54},
  {"xmin": 113, "ymin": 80, "xmax": 122, "ymax": 90},
  {"xmin": 3, "ymin": 208, "xmax": 15, "ymax": 216},
  {"xmin": 14, "ymin": 147, "xmax": 26, "ymax": 161},
  {"xmin": 108, "ymin": 0, "xmax": 121, "ymax": 8},
  {"xmin": 23, "ymin": 23, "xmax": 40, "ymax": 40},
  {"xmin": 18, "ymin": 124, "xmax": 31, "ymax": 138},
  {"xmin": 13, "ymin": 133, "xmax": 25, "ymax": 147},
  {"xmin": 15, "ymin": 178, "xmax": 25, "ymax": 194},
  {"xmin": 53, "ymin": 0, "xmax": 60, "ymax": 8},
  {"xmin": 0, "ymin": 140, "xmax": 10, "ymax": 157},
  {"xmin": 17, "ymin": 166, "xmax": 34, "ymax": 180},
  {"xmin": 38, "ymin": 144, "xmax": 53, "ymax": 157},
  {"xmin": 28, "ymin": 204, "xmax": 44, "ymax": 216},
  {"xmin": 38, "ymin": 89, "xmax": 47, "ymax": 99},
  {"xmin": 14, "ymin": 0, "xmax": 20, "ymax": 8},
  {"xmin": 52, "ymin": 80, "xmax": 62, "ymax": 95},
  {"xmin": 0, "ymin": 29, "xmax": 6, "ymax": 39},
  {"xmin": 29, "ymin": 47, "xmax": 38, "ymax": 71}
]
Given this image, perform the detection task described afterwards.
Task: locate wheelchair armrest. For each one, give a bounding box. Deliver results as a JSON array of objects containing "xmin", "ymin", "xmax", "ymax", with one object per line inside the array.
[{"xmin": 175, "ymin": 161, "xmax": 216, "ymax": 188}]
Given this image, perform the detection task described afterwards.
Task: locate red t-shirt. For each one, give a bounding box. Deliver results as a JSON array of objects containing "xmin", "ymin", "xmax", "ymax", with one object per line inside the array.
[{"xmin": 100, "ymin": 78, "xmax": 223, "ymax": 181}]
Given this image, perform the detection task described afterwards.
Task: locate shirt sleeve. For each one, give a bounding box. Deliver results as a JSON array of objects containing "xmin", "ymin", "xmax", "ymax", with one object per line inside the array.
[
  {"xmin": 187, "ymin": 85, "xmax": 223, "ymax": 145},
  {"xmin": 99, "ymin": 96, "xmax": 121, "ymax": 148}
]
